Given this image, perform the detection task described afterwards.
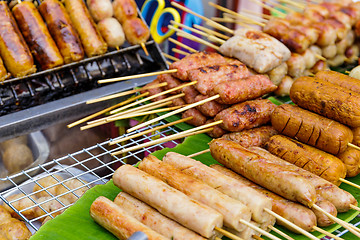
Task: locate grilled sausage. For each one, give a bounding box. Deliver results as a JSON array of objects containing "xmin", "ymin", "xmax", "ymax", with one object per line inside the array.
[
  {"xmin": 310, "ymin": 60, "xmax": 329, "ymax": 73},
  {"xmin": 211, "ymin": 164, "xmax": 317, "ymax": 233},
  {"xmin": 0, "ymin": 2, "xmax": 36, "ymax": 77},
  {"xmin": 90, "ymin": 196, "xmax": 168, "ymax": 240},
  {"xmin": 214, "ymin": 99, "xmax": 276, "ymax": 132},
  {"xmin": 251, "ymin": 147, "xmax": 357, "ymax": 212},
  {"xmin": 312, "ymin": 22, "xmax": 337, "ymax": 47},
  {"xmin": 209, "ymin": 139, "xmax": 317, "ymax": 207},
  {"xmin": 286, "ymin": 53, "xmax": 306, "ymax": 79},
  {"xmin": 140, "ymin": 79, "xmax": 166, "ymax": 102},
  {"xmin": 290, "ymin": 76, "xmax": 360, "ymax": 128},
  {"xmin": 163, "ymin": 152, "xmax": 274, "ymax": 224},
  {"xmin": 187, "ymin": 61, "xmax": 250, "ymax": 95},
  {"xmin": 222, "ymin": 125, "xmax": 278, "ymax": 148},
  {"xmin": 271, "ymin": 104, "xmax": 353, "ymax": 155},
  {"xmin": 353, "ymin": 127, "xmax": 360, "ymax": 146},
  {"xmin": 313, "ymin": 197, "xmax": 337, "ymax": 227},
  {"xmin": 87, "ymin": 0, "xmax": 113, "ymax": 22},
  {"xmin": 337, "ymin": 148, "xmax": 360, "ymax": 177},
  {"xmin": 170, "ymin": 97, "xmax": 186, "ymax": 107},
  {"xmin": 169, "ymin": 52, "xmax": 227, "ymax": 81},
  {"xmin": 39, "ymin": 0, "xmax": 85, "ymax": 64},
  {"xmin": 157, "ymin": 73, "xmax": 181, "ymax": 94},
  {"xmin": 113, "ymin": 165, "xmax": 223, "ymax": 238},
  {"xmin": 122, "ymin": 18, "xmax": 150, "ymax": 45},
  {"xmin": 13, "ymin": 1, "xmax": 64, "ymax": 70},
  {"xmin": 315, "ymin": 70, "xmax": 360, "ymax": 94},
  {"xmin": 113, "ymin": 0, "xmax": 138, "ymax": 24},
  {"xmin": 64, "ymin": 0, "xmax": 107, "ymax": 57},
  {"xmin": 205, "ymin": 119, "xmax": 228, "ymax": 138},
  {"xmin": 0, "ymin": 57, "xmax": 10, "ymax": 82},
  {"xmin": 98, "ymin": 18, "xmax": 125, "ymax": 48},
  {"xmin": 182, "ymin": 109, "xmax": 207, "ymax": 127},
  {"xmin": 114, "ymin": 192, "xmax": 206, "ymax": 240},
  {"xmin": 0, "ymin": 216, "xmax": 32, "ymax": 240},
  {"xmin": 181, "ymin": 85, "xmax": 199, "ymax": 104},
  {"xmin": 267, "ymin": 62, "xmax": 288, "ymax": 86},
  {"xmin": 208, "ymin": 75, "xmax": 277, "ymax": 105},
  {"xmin": 139, "ymin": 155, "xmax": 251, "ymax": 232},
  {"xmin": 274, "ymin": 75, "xmax": 294, "ymax": 97},
  {"xmin": 265, "ymin": 135, "xmax": 347, "ymax": 186},
  {"xmin": 195, "ymin": 95, "xmax": 227, "ymax": 117}
]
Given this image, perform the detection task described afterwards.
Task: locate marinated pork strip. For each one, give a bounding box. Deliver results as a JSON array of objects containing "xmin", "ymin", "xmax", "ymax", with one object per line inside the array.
[
  {"xmin": 90, "ymin": 196, "xmax": 168, "ymax": 240},
  {"xmin": 157, "ymin": 74, "xmax": 182, "ymax": 94},
  {"xmin": 337, "ymin": 148, "xmax": 360, "ymax": 177},
  {"xmin": 170, "ymin": 97, "xmax": 186, "ymax": 107},
  {"xmin": 39, "ymin": 0, "xmax": 85, "ymax": 64},
  {"xmin": 266, "ymin": 135, "xmax": 347, "ymax": 186},
  {"xmin": 208, "ymin": 75, "xmax": 277, "ymax": 105},
  {"xmin": 211, "ymin": 164, "xmax": 317, "ymax": 233},
  {"xmin": 209, "ymin": 139, "xmax": 317, "ymax": 207},
  {"xmin": 221, "ymin": 126, "xmax": 278, "ymax": 148},
  {"xmin": 163, "ymin": 152, "xmax": 274, "ymax": 224},
  {"xmin": 139, "ymin": 155, "xmax": 251, "ymax": 232},
  {"xmin": 290, "ymin": 77, "xmax": 360, "ymax": 128},
  {"xmin": 64, "ymin": 0, "xmax": 108, "ymax": 57},
  {"xmin": 187, "ymin": 61, "xmax": 250, "ymax": 95},
  {"xmin": 181, "ymin": 85, "xmax": 199, "ymax": 104},
  {"xmin": 12, "ymin": 1, "xmax": 64, "ymax": 70},
  {"xmin": 250, "ymin": 147, "xmax": 357, "ymax": 212},
  {"xmin": 206, "ymin": 119, "xmax": 228, "ymax": 138},
  {"xmin": 112, "ymin": 165, "xmax": 223, "ymax": 238},
  {"xmin": 169, "ymin": 52, "xmax": 227, "ymax": 81},
  {"xmin": 0, "ymin": 2, "xmax": 36, "ymax": 77},
  {"xmin": 271, "ymin": 104, "xmax": 354, "ymax": 155},
  {"xmin": 182, "ymin": 109, "xmax": 207, "ymax": 127},
  {"xmin": 214, "ymin": 99, "xmax": 276, "ymax": 132},
  {"xmin": 315, "ymin": 70, "xmax": 360, "ymax": 94},
  {"xmin": 195, "ymin": 95, "xmax": 227, "ymax": 117},
  {"xmin": 114, "ymin": 192, "xmax": 206, "ymax": 240}
]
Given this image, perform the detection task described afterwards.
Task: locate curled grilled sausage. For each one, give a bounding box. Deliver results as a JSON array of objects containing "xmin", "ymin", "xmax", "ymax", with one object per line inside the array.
[
  {"xmin": 290, "ymin": 76, "xmax": 360, "ymax": 128},
  {"xmin": 266, "ymin": 135, "xmax": 347, "ymax": 186},
  {"xmin": 98, "ymin": 17, "xmax": 125, "ymax": 48},
  {"xmin": 39, "ymin": 0, "xmax": 85, "ymax": 64},
  {"xmin": 122, "ymin": 18, "xmax": 150, "ymax": 45},
  {"xmin": 0, "ymin": 2, "xmax": 36, "ymax": 77},
  {"xmin": 337, "ymin": 148, "xmax": 360, "ymax": 177},
  {"xmin": 182, "ymin": 109, "xmax": 207, "ymax": 127},
  {"xmin": 12, "ymin": 1, "xmax": 64, "ymax": 70},
  {"xmin": 315, "ymin": 70, "xmax": 360, "ymax": 94},
  {"xmin": 195, "ymin": 94, "xmax": 227, "ymax": 117},
  {"xmin": 206, "ymin": 119, "xmax": 228, "ymax": 138},
  {"xmin": 87, "ymin": 0, "xmax": 113, "ymax": 22},
  {"xmin": 113, "ymin": 0, "xmax": 138, "ymax": 24},
  {"xmin": 64, "ymin": 0, "xmax": 107, "ymax": 57},
  {"xmin": 271, "ymin": 104, "xmax": 353, "ymax": 155},
  {"xmin": 214, "ymin": 99, "xmax": 276, "ymax": 132},
  {"xmin": 222, "ymin": 125, "xmax": 278, "ymax": 148}
]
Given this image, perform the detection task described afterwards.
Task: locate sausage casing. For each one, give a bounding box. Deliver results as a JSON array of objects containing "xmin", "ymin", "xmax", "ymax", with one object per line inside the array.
[
  {"xmin": 271, "ymin": 104, "xmax": 353, "ymax": 155},
  {"xmin": 315, "ymin": 70, "xmax": 360, "ymax": 94},
  {"xmin": 182, "ymin": 109, "xmax": 207, "ymax": 127},
  {"xmin": 266, "ymin": 135, "xmax": 347, "ymax": 186},
  {"xmin": 64, "ymin": 0, "xmax": 107, "ymax": 57},
  {"xmin": 337, "ymin": 148, "xmax": 360, "ymax": 177},
  {"xmin": 290, "ymin": 76, "xmax": 360, "ymax": 128},
  {"xmin": 0, "ymin": 2, "xmax": 36, "ymax": 77},
  {"xmin": 39, "ymin": 0, "xmax": 84, "ymax": 64},
  {"xmin": 122, "ymin": 18, "xmax": 150, "ymax": 45},
  {"xmin": 113, "ymin": 0, "xmax": 138, "ymax": 24},
  {"xmin": 13, "ymin": 1, "xmax": 64, "ymax": 70},
  {"xmin": 0, "ymin": 57, "xmax": 10, "ymax": 82},
  {"xmin": 195, "ymin": 94, "xmax": 227, "ymax": 117}
]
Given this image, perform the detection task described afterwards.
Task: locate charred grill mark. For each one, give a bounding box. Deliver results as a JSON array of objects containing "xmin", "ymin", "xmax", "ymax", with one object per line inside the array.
[
  {"xmin": 199, "ymin": 68, "xmax": 207, "ymax": 73},
  {"xmin": 208, "ymin": 65, "xmax": 220, "ymax": 71}
]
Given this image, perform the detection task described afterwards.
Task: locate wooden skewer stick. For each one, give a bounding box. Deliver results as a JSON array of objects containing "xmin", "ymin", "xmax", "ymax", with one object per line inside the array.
[
  {"xmin": 98, "ymin": 69, "xmax": 178, "ymax": 84},
  {"xmin": 268, "ymin": 226, "xmax": 295, "ymax": 240},
  {"xmin": 168, "ymin": 38, "xmax": 198, "ymax": 53},
  {"xmin": 174, "ymin": 30, "xmax": 220, "ymax": 51},
  {"xmin": 166, "ymin": 61, "xmax": 172, "ymax": 66},
  {"xmin": 194, "ymin": 24, "xmax": 230, "ymax": 40},
  {"xmin": 172, "ymin": 48, "xmax": 190, "ymax": 56},
  {"xmin": 170, "ymin": 1, "xmax": 234, "ymax": 34},
  {"xmin": 349, "ymin": 143, "xmax": 360, "ymax": 151},
  {"xmin": 350, "ymin": 204, "xmax": 360, "ymax": 212},
  {"xmin": 208, "ymin": 2, "xmax": 266, "ymax": 27},
  {"xmin": 223, "ymin": 12, "xmax": 268, "ymax": 24},
  {"xmin": 109, "ymin": 117, "xmax": 193, "ymax": 146},
  {"xmin": 315, "ymin": 54, "xmax": 327, "ymax": 61},
  {"xmin": 214, "ymin": 237, "xmax": 222, "ymax": 240},
  {"xmin": 67, "ymin": 93, "xmax": 149, "ymax": 129},
  {"xmin": 187, "ymin": 149, "xmax": 211, "ymax": 158},
  {"xmin": 140, "ymin": 42, "xmax": 149, "ymax": 56},
  {"xmin": 163, "ymin": 53, "xmax": 180, "ymax": 62},
  {"xmin": 110, "ymin": 81, "xmax": 196, "ymax": 115},
  {"xmin": 312, "ymin": 226, "xmax": 344, "ymax": 240},
  {"xmin": 339, "ymin": 177, "xmax": 360, "ymax": 190},
  {"xmin": 112, "ymin": 126, "xmax": 216, "ymax": 156},
  {"xmin": 214, "ymin": 227, "xmax": 244, "ymax": 240},
  {"xmin": 312, "ymin": 204, "xmax": 360, "ymax": 237},
  {"xmin": 266, "ymin": 0, "xmax": 296, "ymax": 13},
  {"xmin": 249, "ymin": 0, "xmax": 287, "ymax": 18},
  {"xmin": 278, "ymin": 0, "xmax": 305, "ymax": 10},
  {"xmin": 241, "ymin": 9, "xmax": 272, "ymax": 20},
  {"xmin": 263, "ymin": 208, "xmax": 319, "ymax": 240},
  {"xmin": 239, "ymin": 220, "xmax": 282, "ymax": 240},
  {"xmin": 127, "ymin": 95, "xmax": 220, "ymax": 133},
  {"xmin": 86, "ymin": 82, "xmax": 168, "ymax": 104}
]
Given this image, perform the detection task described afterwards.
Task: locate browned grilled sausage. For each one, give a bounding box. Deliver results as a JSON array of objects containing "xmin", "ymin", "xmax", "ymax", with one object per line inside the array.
[
  {"xmin": 337, "ymin": 148, "xmax": 360, "ymax": 177},
  {"xmin": 0, "ymin": 57, "xmax": 10, "ymax": 82},
  {"xmin": 271, "ymin": 104, "xmax": 353, "ymax": 155},
  {"xmin": 170, "ymin": 97, "xmax": 186, "ymax": 107},
  {"xmin": 140, "ymin": 79, "xmax": 166, "ymax": 102},
  {"xmin": 181, "ymin": 85, "xmax": 199, "ymax": 104},
  {"xmin": 39, "ymin": 0, "xmax": 85, "ymax": 64},
  {"xmin": 313, "ymin": 197, "xmax": 337, "ymax": 227},
  {"xmin": 310, "ymin": 60, "xmax": 329, "ymax": 73},
  {"xmin": 122, "ymin": 17, "xmax": 150, "ymax": 46},
  {"xmin": 0, "ymin": 2, "xmax": 36, "ymax": 77},
  {"xmin": 182, "ymin": 109, "xmax": 207, "ymax": 127},
  {"xmin": 353, "ymin": 127, "xmax": 360, "ymax": 146},
  {"xmin": 64, "ymin": 0, "xmax": 107, "ymax": 57},
  {"xmin": 209, "ymin": 139, "xmax": 317, "ymax": 207},
  {"xmin": 12, "ymin": 2, "xmax": 63, "ymax": 70},
  {"xmin": 290, "ymin": 76, "xmax": 360, "ymax": 128},
  {"xmin": 315, "ymin": 70, "xmax": 360, "ymax": 94},
  {"xmin": 208, "ymin": 75, "xmax": 277, "ymax": 105},
  {"xmin": 195, "ymin": 95, "xmax": 227, "ymax": 118},
  {"xmin": 113, "ymin": 0, "xmax": 137, "ymax": 24},
  {"xmin": 205, "ymin": 119, "xmax": 228, "ymax": 138},
  {"xmin": 157, "ymin": 74, "xmax": 182, "ymax": 94},
  {"xmin": 266, "ymin": 135, "xmax": 347, "ymax": 186},
  {"xmin": 221, "ymin": 125, "xmax": 278, "ymax": 148},
  {"xmin": 214, "ymin": 99, "xmax": 276, "ymax": 132}
]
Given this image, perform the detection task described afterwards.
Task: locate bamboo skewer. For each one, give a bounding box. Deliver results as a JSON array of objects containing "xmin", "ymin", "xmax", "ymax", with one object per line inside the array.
[
  {"xmin": 187, "ymin": 149, "xmax": 211, "ymax": 158},
  {"xmin": 168, "ymin": 38, "xmax": 198, "ymax": 53},
  {"xmin": 172, "ymin": 48, "xmax": 190, "ymax": 56},
  {"xmin": 312, "ymin": 226, "xmax": 344, "ymax": 240},
  {"xmin": 266, "ymin": 0, "xmax": 296, "ymax": 13},
  {"xmin": 223, "ymin": 13, "xmax": 268, "ymax": 24},
  {"xmin": 109, "ymin": 117, "xmax": 193, "ymax": 146},
  {"xmin": 241, "ymin": 9, "xmax": 272, "ymax": 20},
  {"xmin": 214, "ymin": 237, "xmax": 222, "ymax": 240},
  {"xmin": 268, "ymin": 226, "xmax": 295, "ymax": 240},
  {"xmin": 163, "ymin": 53, "xmax": 181, "ymax": 62},
  {"xmin": 249, "ymin": 0, "xmax": 287, "ymax": 18},
  {"xmin": 86, "ymin": 82, "xmax": 168, "ymax": 104},
  {"xmin": 214, "ymin": 227, "xmax": 244, "ymax": 240},
  {"xmin": 350, "ymin": 204, "xmax": 360, "ymax": 212},
  {"xmin": 349, "ymin": 143, "xmax": 360, "ymax": 151},
  {"xmin": 127, "ymin": 95, "xmax": 220, "ymax": 133},
  {"xmin": 140, "ymin": 42, "xmax": 149, "ymax": 56},
  {"xmin": 339, "ymin": 177, "xmax": 360, "ymax": 190},
  {"xmin": 239, "ymin": 220, "xmax": 282, "ymax": 240},
  {"xmin": 67, "ymin": 93, "xmax": 149, "ymax": 129},
  {"xmin": 98, "ymin": 69, "xmax": 178, "ymax": 84},
  {"xmin": 194, "ymin": 24, "xmax": 230, "ymax": 40},
  {"xmin": 278, "ymin": 0, "xmax": 305, "ymax": 10},
  {"xmin": 315, "ymin": 54, "xmax": 327, "ymax": 61}
]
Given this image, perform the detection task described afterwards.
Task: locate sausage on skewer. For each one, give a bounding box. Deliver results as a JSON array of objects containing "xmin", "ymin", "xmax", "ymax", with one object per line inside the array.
[{"xmin": 315, "ymin": 70, "xmax": 360, "ymax": 94}]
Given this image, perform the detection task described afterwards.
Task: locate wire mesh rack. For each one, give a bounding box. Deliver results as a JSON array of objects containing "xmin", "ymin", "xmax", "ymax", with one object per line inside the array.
[{"xmin": 0, "ymin": 120, "xmax": 181, "ymax": 233}]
